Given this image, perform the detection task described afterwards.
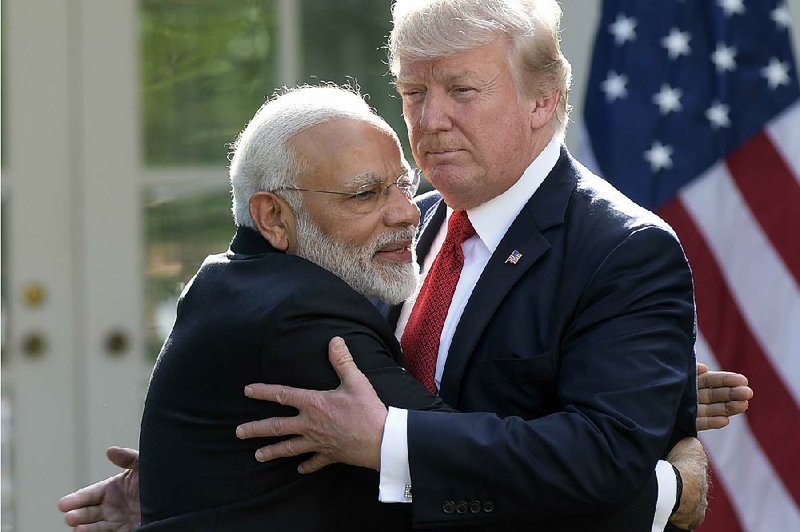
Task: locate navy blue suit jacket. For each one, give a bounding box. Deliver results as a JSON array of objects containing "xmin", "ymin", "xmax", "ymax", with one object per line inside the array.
[
  {"xmin": 393, "ymin": 147, "xmax": 697, "ymax": 530},
  {"xmin": 138, "ymin": 228, "xmax": 451, "ymax": 531}
]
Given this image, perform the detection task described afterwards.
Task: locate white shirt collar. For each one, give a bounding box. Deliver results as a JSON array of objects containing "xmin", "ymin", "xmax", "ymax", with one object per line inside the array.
[{"xmin": 455, "ymin": 136, "xmax": 561, "ymax": 254}]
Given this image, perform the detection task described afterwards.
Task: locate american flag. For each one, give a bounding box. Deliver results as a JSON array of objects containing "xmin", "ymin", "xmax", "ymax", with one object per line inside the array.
[{"xmin": 581, "ymin": 1, "xmax": 800, "ymax": 530}]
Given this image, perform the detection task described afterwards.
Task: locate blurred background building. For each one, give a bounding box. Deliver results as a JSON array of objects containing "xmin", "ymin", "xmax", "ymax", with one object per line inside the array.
[{"xmin": 1, "ymin": 1, "xmax": 798, "ymax": 530}]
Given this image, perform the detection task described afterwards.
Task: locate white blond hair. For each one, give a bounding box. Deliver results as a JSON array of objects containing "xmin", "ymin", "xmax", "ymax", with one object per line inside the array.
[
  {"xmin": 229, "ymin": 85, "xmax": 399, "ymax": 228},
  {"xmin": 388, "ymin": 0, "xmax": 572, "ymax": 136}
]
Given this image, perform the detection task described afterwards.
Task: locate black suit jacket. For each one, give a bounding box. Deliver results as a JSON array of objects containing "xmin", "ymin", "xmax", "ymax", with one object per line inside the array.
[
  {"xmin": 138, "ymin": 227, "xmax": 450, "ymax": 531},
  {"xmin": 395, "ymin": 148, "xmax": 697, "ymax": 530}
]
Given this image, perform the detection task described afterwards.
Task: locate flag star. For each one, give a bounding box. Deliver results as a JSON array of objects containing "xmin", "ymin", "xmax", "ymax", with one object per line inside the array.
[
  {"xmin": 706, "ymin": 101, "xmax": 731, "ymax": 128},
  {"xmin": 718, "ymin": 0, "xmax": 745, "ymax": 16},
  {"xmin": 662, "ymin": 28, "xmax": 691, "ymax": 60},
  {"xmin": 609, "ymin": 14, "xmax": 637, "ymax": 45},
  {"xmin": 712, "ymin": 44, "xmax": 737, "ymax": 72},
  {"xmin": 601, "ymin": 71, "xmax": 628, "ymax": 101},
  {"xmin": 644, "ymin": 141, "xmax": 674, "ymax": 172},
  {"xmin": 771, "ymin": 5, "xmax": 791, "ymax": 30},
  {"xmin": 653, "ymin": 84, "xmax": 683, "ymax": 114},
  {"xmin": 762, "ymin": 57, "xmax": 791, "ymax": 89}
]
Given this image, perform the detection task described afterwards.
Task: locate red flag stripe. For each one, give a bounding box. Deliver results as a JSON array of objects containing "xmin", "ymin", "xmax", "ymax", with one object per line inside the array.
[
  {"xmin": 659, "ymin": 198, "xmax": 800, "ymax": 507},
  {"xmin": 698, "ymin": 463, "xmax": 744, "ymax": 532},
  {"xmin": 725, "ymin": 131, "xmax": 800, "ymax": 284},
  {"xmin": 767, "ymin": 101, "xmax": 800, "ymax": 186},
  {"xmin": 697, "ymin": 331, "xmax": 800, "ymax": 530},
  {"xmin": 678, "ymin": 160, "xmax": 800, "ymax": 404}
]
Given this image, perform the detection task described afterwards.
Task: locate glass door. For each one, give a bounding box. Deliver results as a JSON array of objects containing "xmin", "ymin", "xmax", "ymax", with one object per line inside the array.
[
  {"xmin": 2, "ymin": 1, "xmax": 400, "ymax": 530},
  {"xmin": 2, "ymin": 1, "xmax": 145, "ymax": 530}
]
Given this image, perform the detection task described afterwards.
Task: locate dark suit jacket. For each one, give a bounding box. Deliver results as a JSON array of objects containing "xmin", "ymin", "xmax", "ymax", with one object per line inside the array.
[
  {"xmin": 394, "ymin": 147, "xmax": 697, "ymax": 530},
  {"xmin": 138, "ymin": 227, "xmax": 450, "ymax": 531}
]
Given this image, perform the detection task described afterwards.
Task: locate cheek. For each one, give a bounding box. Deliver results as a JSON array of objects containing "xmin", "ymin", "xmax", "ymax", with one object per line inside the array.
[{"xmin": 330, "ymin": 217, "xmax": 380, "ymax": 249}]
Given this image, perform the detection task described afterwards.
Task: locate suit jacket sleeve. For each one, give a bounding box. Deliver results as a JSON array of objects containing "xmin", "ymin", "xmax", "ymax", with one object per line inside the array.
[
  {"xmin": 262, "ymin": 280, "xmax": 453, "ymax": 413},
  {"xmin": 406, "ymin": 225, "xmax": 697, "ymax": 528}
]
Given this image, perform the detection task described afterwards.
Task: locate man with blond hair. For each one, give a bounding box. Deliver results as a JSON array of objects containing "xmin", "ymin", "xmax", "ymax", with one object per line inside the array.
[
  {"xmin": 60, "ymin": 2, "xmax": 753, "ymax": 531},
  {"xmin": 235, "ymin": 1, "xmax": 749, "ymax": 530}
]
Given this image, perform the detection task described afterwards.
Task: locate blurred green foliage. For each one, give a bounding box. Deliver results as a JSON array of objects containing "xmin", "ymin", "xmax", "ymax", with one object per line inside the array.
[
  {"xmin": 140, "ymin": 0, "xmax": 404, "ymax": 166},
  {"xmin": 141, "ymin": 0, "xmax": 278, "ymax": 166},
  {"xmin": 141, "ymin": 1, "xmax": 416, "ymax": 359}
]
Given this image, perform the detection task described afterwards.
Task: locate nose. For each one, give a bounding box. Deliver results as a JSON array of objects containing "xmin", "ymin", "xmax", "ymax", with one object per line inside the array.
[
  {"xmin": 383, "ymin": 185, "xmax": 420, "ymax": 228},
  {"xmin": 418, "ymin": 90, "xmax": 452, "ymax": 133}
]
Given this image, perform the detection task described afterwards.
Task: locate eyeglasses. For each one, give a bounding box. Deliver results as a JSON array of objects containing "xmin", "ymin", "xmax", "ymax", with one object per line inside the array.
[{"xmin": 273, "ymin": 168, "xmax": 421, "ymax": 215}]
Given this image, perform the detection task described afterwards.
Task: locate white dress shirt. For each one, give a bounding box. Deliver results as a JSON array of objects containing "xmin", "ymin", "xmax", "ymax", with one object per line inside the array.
[{"xmin": 378, "ymin": 137, "xmax": 676, "ymax": 532}]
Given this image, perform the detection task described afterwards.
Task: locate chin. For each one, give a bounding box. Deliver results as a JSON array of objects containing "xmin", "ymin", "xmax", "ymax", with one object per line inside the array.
[{"xmin": 368, "ymin": 264, "xmax": 419, "ymax": 305}]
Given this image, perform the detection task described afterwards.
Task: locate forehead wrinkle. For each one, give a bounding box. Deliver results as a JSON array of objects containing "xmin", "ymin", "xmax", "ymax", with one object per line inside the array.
[{"xmin": 397, "ymin": 64, "xmax": 499, "ymax": 89}]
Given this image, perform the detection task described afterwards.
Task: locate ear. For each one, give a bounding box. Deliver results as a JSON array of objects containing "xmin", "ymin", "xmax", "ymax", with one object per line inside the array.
[
  {"xmin": 529, "ymin": 90, "xmax": 560, "ymax": 130},
  {"xmin": 248, "ymin": 192, "xmax": 296, "ymax": 252}
]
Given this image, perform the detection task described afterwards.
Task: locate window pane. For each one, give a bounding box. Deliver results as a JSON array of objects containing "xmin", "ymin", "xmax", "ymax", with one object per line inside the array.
[
  {"xmin": 144, "ymin": 183, "xmax": 233, "ymax": 358},
  {"xmin": 140, "ymin": 0, "xmax": 278, "ymax": 166},
  {"xmin": 300, "ymin": 1, "xmax": 407, "ymax": 154}
]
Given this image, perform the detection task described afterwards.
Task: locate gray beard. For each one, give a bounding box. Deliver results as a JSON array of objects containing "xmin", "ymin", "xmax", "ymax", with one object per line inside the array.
[{"xmin": 293, "ymin": 211, "xmax": 419, "ymax": 305}]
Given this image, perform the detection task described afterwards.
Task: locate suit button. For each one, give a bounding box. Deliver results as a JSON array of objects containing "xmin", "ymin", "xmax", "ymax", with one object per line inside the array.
[
  {"xmin": 483, "ymin": 500, "xmax": 495, "ymax": 513},
  {"xmin": 442, "ymin": 500, "xmax": 456, "ymax": 514},
  {"xmin": 469, "ymin": 500, "xmax": 482, "ymax": 513},
  {"xmin": 456, "ymin": 501, "xmax": 468, "ymax": 514}
]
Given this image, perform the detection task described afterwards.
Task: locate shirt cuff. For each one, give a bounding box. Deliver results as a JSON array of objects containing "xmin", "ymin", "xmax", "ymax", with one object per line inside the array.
[
  {"xmin": 652, "ymin": 459, "xmax": 678, "ymax": 532},
  {"xmin": 378, "ymin": 407, "xmax": 412, "ymax": 503}
]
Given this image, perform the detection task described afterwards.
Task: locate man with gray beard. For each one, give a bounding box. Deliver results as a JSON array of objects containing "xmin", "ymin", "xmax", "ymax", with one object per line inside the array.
[
  {"xmin": 134, "ymin": 85, "xmax": 451, "ymax": 531},
  {"xmin": 59, "ymin": 82, "xmax": 751, "ymax": 531}
]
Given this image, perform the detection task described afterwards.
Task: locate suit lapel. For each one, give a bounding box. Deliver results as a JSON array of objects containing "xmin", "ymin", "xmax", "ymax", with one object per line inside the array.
[{"xmin": 438, "ymin": 148, "xmax": 578, "ymax": 405}]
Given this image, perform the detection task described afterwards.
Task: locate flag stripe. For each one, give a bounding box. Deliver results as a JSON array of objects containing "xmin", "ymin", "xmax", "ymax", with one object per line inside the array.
[
  {"xmin": 725, "ymin": 131, "xmax": 800, "ymax": 284},
  {"xmin": 659, "ymin": 199, "xmax": 800, "ymax": 507},
  {"xmin": 697, "ymin": 333, "xmax": 800, "ymax": 531},
  {"xmin": 584, "ymin": 3, "xmax": 800, "ymax": 528},
  {"xmin": 679, "ymin": 162, "xmax": 800, "ymax": 406},
  {"xmin": 702, "ymin": 463, "xmax": 744, "ymax": 532},
  {"xmin": 767, "ymin": 101, "xmax": 800, "ymax": 185}
]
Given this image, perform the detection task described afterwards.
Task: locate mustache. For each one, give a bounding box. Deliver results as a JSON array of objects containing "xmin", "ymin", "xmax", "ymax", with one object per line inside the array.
[
  {"xmin": 370, "ymin": 226, "xmax": 418, "ymax": 253},
  {"xmin": 418, "ymin": 139, "xmax": 461, "ymax": 153}
]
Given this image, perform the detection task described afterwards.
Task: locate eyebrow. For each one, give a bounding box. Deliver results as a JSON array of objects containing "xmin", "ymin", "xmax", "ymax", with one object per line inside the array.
[
  {"xmin": 346, "ymin": 173, "xmax": 384, "ymax": 189},
  {"xmin": 345, "ymin": 168, "xmax": 408, "ymax": 189},
  {"xmin": 395, "ymin": 70, "xmax": 475, "ymax": 87}
]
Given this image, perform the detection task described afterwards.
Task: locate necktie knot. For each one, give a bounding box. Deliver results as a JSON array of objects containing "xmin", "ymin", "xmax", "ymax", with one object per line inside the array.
[{"xmin": 447, "ymin": 210, "xmax": 476, "ymax": 246}]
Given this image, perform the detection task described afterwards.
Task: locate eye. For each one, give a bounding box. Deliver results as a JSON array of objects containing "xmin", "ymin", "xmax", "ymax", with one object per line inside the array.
[
  {"xmin": 350, "ymin": 185, "xmax": 381, "ymax": 202},
  {"xmin": 400, "ymin": 88, "xmax": 426, "ymax": 102},
  {"xmin": 451, "ymin": 86, "xmax": 477, "ymax": 99}
]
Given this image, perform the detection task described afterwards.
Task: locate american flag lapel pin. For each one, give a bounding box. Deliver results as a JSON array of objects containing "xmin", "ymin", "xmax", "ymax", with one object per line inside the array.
[{"xmin": 505, "ymin": 250, "xmax": 523, "ymax": 265}]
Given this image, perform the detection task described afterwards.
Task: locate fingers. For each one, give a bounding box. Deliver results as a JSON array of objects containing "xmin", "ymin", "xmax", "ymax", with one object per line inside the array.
[
  {"xmin": 243, "ymin": 383, "xmax": 311, "ymax": 408},
  {"xmin": 298, "ymin": 453, "xmax": 335, "ymax": 474},
  {"xmin": 63, "ymin": 506, "xmax": 104, "ymax": 527},
  {"xmin": 698, "ymin": 369, "xmax": 750, "ymax": 390},
  {"xmin": 58, "ymin": 481, "xmax": 106, "ymax": 512},
  {"xmin": 696, "ymin": 400, "xmax": 750, "ymax": 432},
  {"xmin": 236, "ymin": 415, "xmax": 305, "ymax": 440},
  {"xmin": 328, "ymin": 337, "xmax": 360, "ymax": 383},
  {"xmin": 696, "ymin": 416, "xmax": 729, "ymax": 431},
  {"xmin": 106, "ymin": 446, "xmax": 139, "ymax": 470},
  {"xmin": 699, "ymin": 401, "xmax": 750, "ymax": 419},
  {"xmin": 698, "ymin": 385, "xmax": 753, "ymax": 404},
  {"xmin": 253, "ymin": 437, "xmax": 317, "ymax": 462}
]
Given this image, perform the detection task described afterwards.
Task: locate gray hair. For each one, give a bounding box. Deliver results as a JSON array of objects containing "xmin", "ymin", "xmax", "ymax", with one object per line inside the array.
[
  {"xmin": 388, "ymin": 0, "xmax": 572, "ymax": 136},
  {"xmin": 229, "ymin": 85, "xmax": 400, "ymax": 228}
]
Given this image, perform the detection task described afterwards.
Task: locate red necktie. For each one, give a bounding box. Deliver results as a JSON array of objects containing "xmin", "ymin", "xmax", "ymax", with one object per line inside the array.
[{"xmin": 401, "ymin": 210, "xmax": 476, "ymax": 394}]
